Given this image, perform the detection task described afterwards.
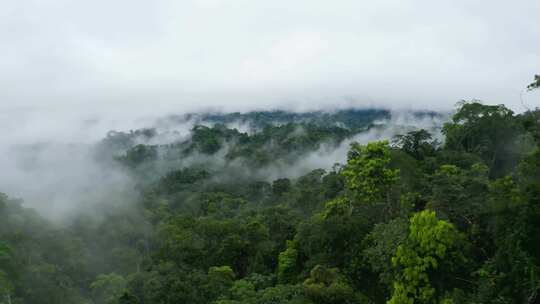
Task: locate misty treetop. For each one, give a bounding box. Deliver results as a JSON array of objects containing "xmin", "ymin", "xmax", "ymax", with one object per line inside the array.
[
  {"xmin": 164, "ymin": 108, "xmax": 393, "ymax": 132},
  {"xmin": 1, "ymin": 101, "xmax": 540, "ymax": 303}
]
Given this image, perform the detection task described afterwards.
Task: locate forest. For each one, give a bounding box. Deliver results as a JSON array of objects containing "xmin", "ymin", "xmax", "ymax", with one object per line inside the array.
[{"xmin": 1, "ymin": 99, "xmax": 540, "ymax": 304}]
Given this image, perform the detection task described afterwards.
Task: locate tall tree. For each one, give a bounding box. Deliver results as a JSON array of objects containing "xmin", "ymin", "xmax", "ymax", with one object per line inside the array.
[
  {"xmin": 343, "ymin": 141, "xmax": 400, "ymax": 206},
  {"xmin": 442, "ymin": 101, "xmax": 522, "ymax": 177},
  {"xmin": 388, "ymin": 210, "xmax": 462, "ymax": 304}
]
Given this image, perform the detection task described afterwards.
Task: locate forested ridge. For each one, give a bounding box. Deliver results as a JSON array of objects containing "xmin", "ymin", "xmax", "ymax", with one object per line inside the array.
[{"xmin": 1, "ymin": 100, "xmax": 540, "ymax": 304}]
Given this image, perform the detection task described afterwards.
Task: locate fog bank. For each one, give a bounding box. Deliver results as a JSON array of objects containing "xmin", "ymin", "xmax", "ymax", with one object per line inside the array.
[{"xmin": 0, "ymin": 108, "xmax": 449, "ymax": 219}]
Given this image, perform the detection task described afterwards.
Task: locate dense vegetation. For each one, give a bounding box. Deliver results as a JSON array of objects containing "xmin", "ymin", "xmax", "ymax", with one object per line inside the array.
[
  {"xmin": 1, "ymin": 101, "xmax": 540, "ymax": 304},
  {"xmin": 165, "ymin": 108, "xmax": 393, "ymax": 132}
]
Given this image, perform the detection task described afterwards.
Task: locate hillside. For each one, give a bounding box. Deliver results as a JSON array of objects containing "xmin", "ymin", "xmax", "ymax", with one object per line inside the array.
[{"xmin": 0, "ymin": 102, "xmax": 539, "ymax": 304}]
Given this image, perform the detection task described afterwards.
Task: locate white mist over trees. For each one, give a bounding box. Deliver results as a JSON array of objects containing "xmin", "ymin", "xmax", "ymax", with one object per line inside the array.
[{"xmin": 0, "ymin": 109, "xmax": 444, "ymax": 218}]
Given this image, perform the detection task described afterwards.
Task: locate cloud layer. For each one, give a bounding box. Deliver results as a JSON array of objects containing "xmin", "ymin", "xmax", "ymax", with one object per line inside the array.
[{"xmin": 1, "ymin": 0, "xmax": 539, "ymax": 115}]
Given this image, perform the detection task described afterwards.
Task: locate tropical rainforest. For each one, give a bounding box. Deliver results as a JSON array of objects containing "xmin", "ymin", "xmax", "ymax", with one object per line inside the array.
[{"xmin": 1, "ymin": 99, "xmax": 540, "ymax": 304}]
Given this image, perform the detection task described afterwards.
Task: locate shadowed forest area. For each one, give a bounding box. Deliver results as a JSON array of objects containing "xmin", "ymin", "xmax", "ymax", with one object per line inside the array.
[{"xmin": 1, "ymin": 98, "xmax": 540, "ymax": 304}]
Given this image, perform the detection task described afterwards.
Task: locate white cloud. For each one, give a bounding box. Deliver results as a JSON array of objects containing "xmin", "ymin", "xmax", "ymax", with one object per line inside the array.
[
  {"xmin": 239, "ymin": 31, "xmax": 329, "ymax": 85},
  {"xmin": 0, "ymin": 0, "xmax": 538, "ymax": 114}
]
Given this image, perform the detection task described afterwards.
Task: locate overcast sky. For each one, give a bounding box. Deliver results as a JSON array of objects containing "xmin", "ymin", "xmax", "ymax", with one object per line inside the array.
[{"xmin": 1, "ymin": 0, "xmax": 539, "ymax": 116}]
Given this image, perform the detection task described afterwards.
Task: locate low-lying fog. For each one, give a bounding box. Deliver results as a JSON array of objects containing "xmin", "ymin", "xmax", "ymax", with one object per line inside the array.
[{"xmin": 0, "ymin": 107, "xmax": 447, "ymax": 220}]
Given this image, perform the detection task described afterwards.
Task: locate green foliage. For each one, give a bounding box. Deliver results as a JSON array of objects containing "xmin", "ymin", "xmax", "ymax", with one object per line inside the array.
[
  {"xmin": 362, "ymin": 218, "xmax": 408, "ymax": 290},
  {"xmin": 303, "ymin": 265, "xmax": 367, "ymax": 304},
  {"xmin": 278, "ymin": 241, "xmax": 299, "ymax": 284},
  {"xmin": 393, "ymin": 129, "xmax": 437, "ymax": 160},
  {"xmin": 90, "ymin": 273, "xmax": 127, "ymax": 304},
  {"xmin": 527, "ymin": 74, "xmax": 540, "ymax": 91},
  {"xmin": 388, "ymin": 210, "xmax": 461, "ymax": 304},
  {"xmin": 323, "ymin": 197, "xmax": 353, "ymax": 219},
  {"xmin": 343, "ymin": 141, "xmax": 400, "ymax": 205},
  {"xmin": 442, "ymin": 101, "xmax": 523, "ymax": 177},
  {"xmin": 120, "ymin": 144, "xmax": 158, "ymax": 168},
  {"xmin": 207, "ymin": 266, "xmax": 236, "ymax": 300},
  {"xmin": 197, "ymin": 109, "xmax": 390, "ymax": 131},
  {"xmin": 158, "ymin": 168, "xmax": 210, "ymax": 194},
  {"xmin": 428, "ymin": 163, "xmax": 489, "ymax": 230},
  {"xmin": 272, "ymin": 178, "xmax": 292, "ymax": 196},
  {"xmin": 1, "ymin": 105, "xmax": 540, "ymax": 303}
]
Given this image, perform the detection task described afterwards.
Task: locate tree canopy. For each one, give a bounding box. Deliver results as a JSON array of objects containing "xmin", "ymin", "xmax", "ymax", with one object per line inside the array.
[{"xmin": 1, "ymin": 103, "xmax": 539, "ymax": 303}]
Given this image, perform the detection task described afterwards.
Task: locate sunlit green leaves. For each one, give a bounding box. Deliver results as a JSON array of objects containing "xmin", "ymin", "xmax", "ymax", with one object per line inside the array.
[
  {"xmin": 343, "ymin": 141, "xmax": 400, "ymax": 205},
  {"xmin": 388, "ymin": 210, "xmax": 460, "ymax": 304}
]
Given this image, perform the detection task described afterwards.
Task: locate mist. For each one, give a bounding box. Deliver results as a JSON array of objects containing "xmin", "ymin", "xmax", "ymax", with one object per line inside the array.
[
  {"xmin": 0, "ymin": 106, "xmax": 447, "ymax": 219},
  {"xmin": 1, "ymin": 0, "xmax": 539, "ymax": 220}
]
